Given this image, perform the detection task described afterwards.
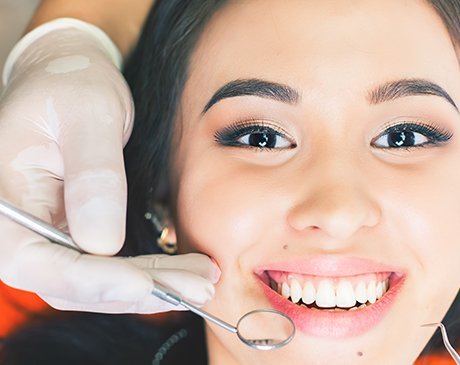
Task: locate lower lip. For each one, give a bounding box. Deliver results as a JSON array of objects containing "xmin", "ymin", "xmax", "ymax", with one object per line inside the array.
[{"xmin": 258, "ymin": 273, "xmax": 405, "ymax": 338}]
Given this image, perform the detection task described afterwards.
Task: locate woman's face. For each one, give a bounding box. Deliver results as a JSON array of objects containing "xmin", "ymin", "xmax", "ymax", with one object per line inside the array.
[{"xmin": 170, "ymin": 0, "xmax": 460, "ymax": 364}]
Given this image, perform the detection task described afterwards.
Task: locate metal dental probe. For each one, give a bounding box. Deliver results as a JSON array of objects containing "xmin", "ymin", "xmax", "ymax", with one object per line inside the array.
[
  {"xmin": 422, "ymin": 323, "xmax": 460, "ymax": 364},
  {"xmin": 0, "ymin": 197, "xmax": 295, "ymax": 350}
]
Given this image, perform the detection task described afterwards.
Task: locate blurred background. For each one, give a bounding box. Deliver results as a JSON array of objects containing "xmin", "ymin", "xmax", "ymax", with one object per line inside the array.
[{"xmin": 0, "ymin": 0, "xmax": 40, "ymax": 94}]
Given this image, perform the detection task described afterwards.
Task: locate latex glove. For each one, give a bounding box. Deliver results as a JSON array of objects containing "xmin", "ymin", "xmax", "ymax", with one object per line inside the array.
[
  {"xmin": 1, "ymin": 229, "xmax": 218, "ymax": 313},
  {"xmin": 0, "ymin": 19, "xmax": 220, "ymax": 313},
  {"xmin": 1, "ymin": 18, "xmax": 131, "ymax": 254}
]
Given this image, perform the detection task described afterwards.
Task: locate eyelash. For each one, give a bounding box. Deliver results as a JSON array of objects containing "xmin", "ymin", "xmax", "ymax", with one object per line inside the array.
[
  {"xmin": 214, "ymin": 120, "xmax": 296, "ymax": 150},
  {"xmin": 214, "ymin": 120, "xmax": 453, "ymax": 151},
  {"xmin": 371, "ymin": 121, "xmax": 453, "ymax": 150}
]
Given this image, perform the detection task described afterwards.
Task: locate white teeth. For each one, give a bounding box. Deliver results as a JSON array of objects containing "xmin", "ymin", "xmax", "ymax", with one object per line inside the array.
[
  {"xmin": 355, "ymin": 281, "xmax": 367, "ymax": 304},
  {"xmin": 302, "ymin": 281, "xmax": 316, "ymax": 305},
  {"xmin": 367, "ymin": 281, "xmax": 377, "ymax": 304},
  {"xmin": 290, "ymin": 279, "xmax": 302, "ymax": 303},
  {"xmin": 275, "ymin": 275, "xmax": 391, "ymax": 308},
  {"xmin": 376, "ymin": 281, "xmax": 384, "ymax": 299},
  {"xmin": 316, "ymin": 280, "xmax": 336, "ymax": 308},
  {"xmin": 336, "ymin": 280, "xmax": 356, "ymax": 308},
  {"xmin": 281, "ymin": 282, "xmax": 290, "ymax": 299}
]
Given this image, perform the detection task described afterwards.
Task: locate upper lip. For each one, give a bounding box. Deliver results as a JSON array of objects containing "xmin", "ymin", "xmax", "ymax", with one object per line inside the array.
[{"xmin": 253, "ymin": 255, "xmax": 405, "ymax": 277}]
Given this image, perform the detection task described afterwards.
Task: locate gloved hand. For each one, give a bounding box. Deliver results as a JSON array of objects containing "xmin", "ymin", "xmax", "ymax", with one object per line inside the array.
[{"xmin": 0, "ymin": 19, "xmax": 220, "ymax": 313}]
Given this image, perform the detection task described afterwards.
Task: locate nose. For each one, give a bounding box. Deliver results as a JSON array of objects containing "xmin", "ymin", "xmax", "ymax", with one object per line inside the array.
[{"xmin": 286, "ymin": 166, "xmax": 381, "ymax": 242}]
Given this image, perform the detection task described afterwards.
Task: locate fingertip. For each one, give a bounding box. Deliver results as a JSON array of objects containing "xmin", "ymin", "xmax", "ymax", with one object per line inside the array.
[
  {"xmin": 151, "ymin": 270, "xmax": 216, "ymax": 306},
  {"xmin": 68, "ymin": 197, "xmax": 126, "ymax": 255},
  {"xmin": 190, "ymin": 254, "xmax": 221, "ymax": 283},
  {"xmin": 153, "ymin": 253, "xmax": 222, "ymax": 283},
  {"xmin": 187, "ymin": 280, "xmax": 215, "ymax": 306},
  {"xmin": 210, "ymin": 257, "xmax": 222, "ymax": 284}
]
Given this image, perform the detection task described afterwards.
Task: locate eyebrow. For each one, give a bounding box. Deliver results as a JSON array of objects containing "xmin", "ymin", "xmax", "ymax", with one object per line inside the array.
[
  {"xmin": 202, "ymin": 78, "xmax": 300, "ymax": 113},
  {"xmin": 203, "ymin": 77, "xmax": 458, "ymax": 114},
  {"xmin": 368, "ymin": 78, "xmax": 458, "ymax": 111}
]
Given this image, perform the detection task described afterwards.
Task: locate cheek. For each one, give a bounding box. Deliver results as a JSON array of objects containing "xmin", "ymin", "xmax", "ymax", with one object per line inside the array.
[
  {"xmin": 418, "ymin": 198, "xmax": 460, "ymax": 302},
  {"xmin": 371, "ymin": 154, "xmax": 460, "ymax": 274},
  {"xmin": 384, "ymin": 167, "xmax": 460, "ymax": 315},
  {"xmin": 404, "ymin": 182, "xmax": 460, "ymax": 279},
  {"xmin": 174, "ymin": 163, "xmax": 269, "ymax": 268}
]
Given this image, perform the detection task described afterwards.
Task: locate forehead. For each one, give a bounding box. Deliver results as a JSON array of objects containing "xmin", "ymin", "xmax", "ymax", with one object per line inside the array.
[{"xmin": 184, "ymin": 0, "xmax": 459, "ymax": 109}]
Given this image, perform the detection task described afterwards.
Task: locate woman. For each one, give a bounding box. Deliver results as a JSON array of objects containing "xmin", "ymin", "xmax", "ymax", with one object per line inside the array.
[{"xmin": 2, "ymin": 0, "xmax": 460, "ymax": 364}]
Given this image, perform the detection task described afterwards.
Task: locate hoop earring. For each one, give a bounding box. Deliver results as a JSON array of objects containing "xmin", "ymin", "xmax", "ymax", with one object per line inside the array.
[{"xmin": 145, "ymin": 206, "xmax": 177, "ymax": 254}]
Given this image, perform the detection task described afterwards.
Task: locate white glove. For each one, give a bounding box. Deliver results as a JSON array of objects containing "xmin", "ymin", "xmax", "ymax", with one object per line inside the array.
[{"xmin": 0, "ymin": 18, "xmax": 220, "ymax": 313}]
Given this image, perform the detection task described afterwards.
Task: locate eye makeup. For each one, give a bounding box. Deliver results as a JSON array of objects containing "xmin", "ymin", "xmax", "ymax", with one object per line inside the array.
[
  {"xmin": 214, "ymin": 120, "xmax": 296, "ymax": 150},
  {"xmin": 213, "ymin": 117, "xmax": 453, "ymax": 152},
  {"xmin": 371, "ymin": 121, "xmax": 453, "ymax": 150}
]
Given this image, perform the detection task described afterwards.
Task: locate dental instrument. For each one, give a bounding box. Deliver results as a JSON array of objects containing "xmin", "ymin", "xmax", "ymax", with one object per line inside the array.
[
  {"xmin": 422, "ymin": 323, "xmax": 460, "ymax": 364},
  {"xmin": 0, "ymin": 198, "xmax": 295, "ymax": 350}
]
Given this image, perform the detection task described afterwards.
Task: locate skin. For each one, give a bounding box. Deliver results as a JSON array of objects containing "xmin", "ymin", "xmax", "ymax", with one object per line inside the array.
[{"xmin": 169, "ymin": 0, "xmax": 460, "ymax": 364}]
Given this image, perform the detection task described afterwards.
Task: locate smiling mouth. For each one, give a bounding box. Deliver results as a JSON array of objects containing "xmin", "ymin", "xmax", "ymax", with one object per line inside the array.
[
  {"xmin": 255, "ymin": 258, "xmax": 405, "ymax": 337},
  {"xmin": 266, "ymin": 270, "xmax": 393, "ymax": 312}
]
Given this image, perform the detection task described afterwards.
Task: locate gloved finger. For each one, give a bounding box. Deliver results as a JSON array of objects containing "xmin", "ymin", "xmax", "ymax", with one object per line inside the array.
[
  {"xmin": 60, "ymin": 103, "xmax": 129, "ymax": 255},
  {"xmin": 0, "ymin": 224, "xmax": 155, "ymax": 313},
  {"xmin": 39, "ymin": 292, "xmax": 189, "ymax": 314},
  {"xmin": 38, "ymin": 264, "xmax": 217, "ymax": 313},
  {"xmin": 128, "ymin": 253, "xmax": 221, "ymax": 284},
  {"xmin": 1, "ymin": 22, "xmax": 134, "ymax": 256},
  {"xmin": 146, "ymin": 268, "xmax": 216, "ymax": 306},
  {"xmin": 0, "ymin": 109, "xmax": 64, "ymax": 222}
]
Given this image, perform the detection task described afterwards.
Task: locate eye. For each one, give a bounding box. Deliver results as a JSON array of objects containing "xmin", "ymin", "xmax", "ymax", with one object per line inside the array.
[
  {"xmin": 238, "ymin": 129, "xmax": 291, "ymax": 148},
  {"xmin": 371, "ymin": 122, "xmax": 452, "ymax": 149},
  {"xmin": 215, "ymin": 122, "xmax": 296, "ymax": 150}
]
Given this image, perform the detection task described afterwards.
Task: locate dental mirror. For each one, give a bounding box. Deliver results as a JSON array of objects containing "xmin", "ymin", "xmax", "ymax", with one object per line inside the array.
[
  {"xmin": 152, "ymin": 283, "xmax": 295, "ymax": 350},
  {"xmin": 0, "ymin": 198, "xmax": 295, "ymax": 350}
]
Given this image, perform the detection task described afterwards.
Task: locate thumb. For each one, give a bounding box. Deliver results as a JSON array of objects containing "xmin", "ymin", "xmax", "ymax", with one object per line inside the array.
[{"xmin": 61, "ymin": 113, "xmax": 127, "ymax": 255}]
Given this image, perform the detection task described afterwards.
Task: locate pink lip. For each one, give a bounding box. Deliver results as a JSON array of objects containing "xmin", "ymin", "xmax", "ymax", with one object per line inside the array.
[
  {"xmin": 254, "ymin": 256, "xmax": 403, "ymax": 277},
  {"xmin": 254, "ymin": 256, "xmax": 406, "ymax": 338}
]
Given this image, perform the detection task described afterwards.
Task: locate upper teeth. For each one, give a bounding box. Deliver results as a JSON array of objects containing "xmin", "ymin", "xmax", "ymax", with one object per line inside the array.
[{"xmin": 275, "ymin": 275, "xmax": 389, "ymax": 309}]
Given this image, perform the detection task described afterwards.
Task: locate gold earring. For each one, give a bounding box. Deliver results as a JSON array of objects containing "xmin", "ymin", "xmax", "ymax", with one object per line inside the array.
[
  {"xmin": 145, "ymin": 205, "xmax": 177, "ymax": 254},
  {"xmin": 156, "ymin": 225, "xmax": 177, "ymax": 254}
]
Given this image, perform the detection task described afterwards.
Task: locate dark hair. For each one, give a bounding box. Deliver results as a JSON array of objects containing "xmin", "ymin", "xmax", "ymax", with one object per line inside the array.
[
  {"xmin": 122, "ymin": 0, "xmax": 228, "ymax": 256},
  {"xmin": 428, "ymin": 0, "xmax": 460, "ymax": 47},
  {"xmin": 1, "ymin": 0, "xmax": 459, "ymax": 363}
]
